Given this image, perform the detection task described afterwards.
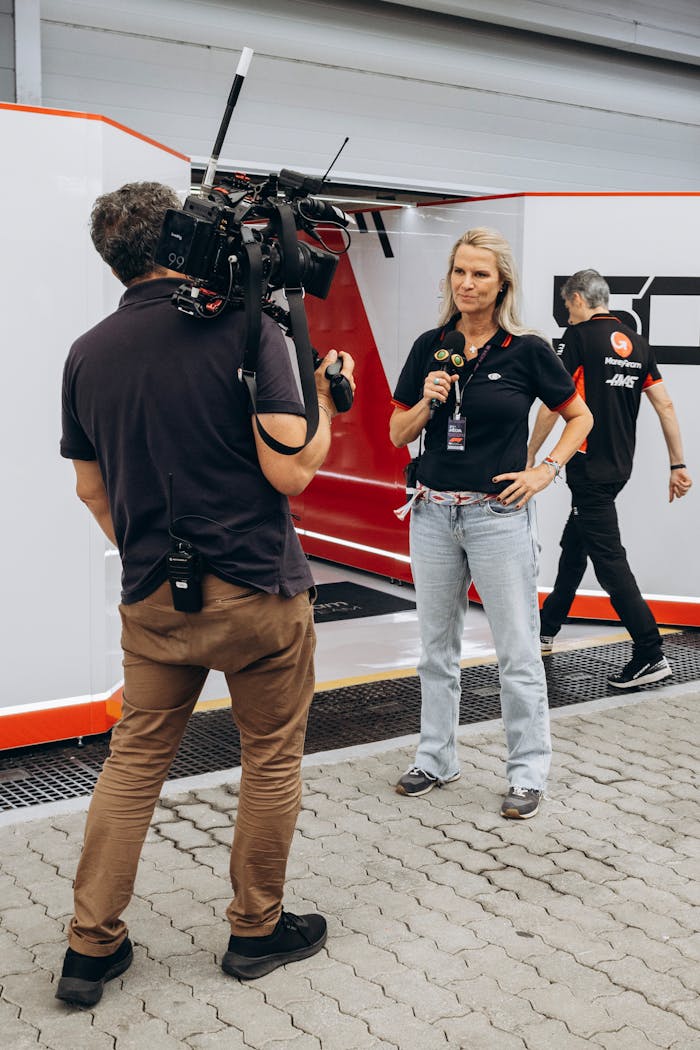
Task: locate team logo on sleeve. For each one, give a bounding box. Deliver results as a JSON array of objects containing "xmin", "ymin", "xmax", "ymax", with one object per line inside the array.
[{"xmin": 610, "ymin": 331, "xmax": 633, "ymax": 358}]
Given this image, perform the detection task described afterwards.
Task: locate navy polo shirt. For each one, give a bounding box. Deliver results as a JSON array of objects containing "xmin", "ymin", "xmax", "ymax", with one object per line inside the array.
[
  {"xmin": 61, "ymin": 277, "xmax": 314, "ymax": 603},
  {"xmin": 393, "ymin": 318, "xmax": 576, "ymax": 493}
]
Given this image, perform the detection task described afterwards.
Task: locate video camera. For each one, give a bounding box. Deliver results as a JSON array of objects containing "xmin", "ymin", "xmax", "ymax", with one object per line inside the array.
[
  {"xmin": 153, "ymin": 46, "xmax": 353, "ymax": 433},
  {"xmin": 154, "ymin": 167, "xmax": 350, "ymax": 319}
]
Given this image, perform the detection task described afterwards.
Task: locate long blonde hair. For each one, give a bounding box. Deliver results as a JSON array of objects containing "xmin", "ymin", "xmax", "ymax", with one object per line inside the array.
[{"xmin": 438, "ymin": 227, "xmax": 535, "ymax": 336}]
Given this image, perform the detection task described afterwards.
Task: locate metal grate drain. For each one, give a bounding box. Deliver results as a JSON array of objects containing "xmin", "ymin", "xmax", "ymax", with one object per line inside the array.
[{"xmin": 1, "ymin": 632, "xmax": 698, "ymax": 811}]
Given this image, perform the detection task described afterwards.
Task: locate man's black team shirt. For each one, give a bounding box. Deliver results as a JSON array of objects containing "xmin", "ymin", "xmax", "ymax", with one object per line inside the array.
[
  {"xmin": 556, "ymin": 313, "xmax": 662, "ymax": 485},
  {"xmin": 392, "ymin": 317, "xmax": 576, "ymax": 493},
  {"xmin": 61, "ymin": 277, "xmax": 313, "ymax": 603}
]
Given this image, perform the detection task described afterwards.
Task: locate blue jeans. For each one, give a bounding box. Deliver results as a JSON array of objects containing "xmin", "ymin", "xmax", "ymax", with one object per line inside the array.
[{"xmin": 409, "ymin": 497, "xmax": 551, "ymax": 790}]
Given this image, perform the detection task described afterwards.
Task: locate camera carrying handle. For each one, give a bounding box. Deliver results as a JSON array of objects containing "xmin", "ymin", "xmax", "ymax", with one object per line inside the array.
[{"xmin": 239, "ymin": 202, "xmax": 320, "ymax": 455}]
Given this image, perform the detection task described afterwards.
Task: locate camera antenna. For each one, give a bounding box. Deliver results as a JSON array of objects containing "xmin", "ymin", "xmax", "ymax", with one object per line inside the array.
[
  {"xmin": 319, "ymin": 137, "xmax": 349, "ymax": 190},
  {"xmin": 201, "ymin": 47, "xmax": 254, "ymax": 192}
]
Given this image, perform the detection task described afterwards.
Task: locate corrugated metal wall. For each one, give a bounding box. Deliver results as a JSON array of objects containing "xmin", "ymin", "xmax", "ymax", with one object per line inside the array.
[
  {"xmin": 35, "ymin": 0, "xmax": 700, "ymax": 192},
  {"xmin": 0, "ymin": 0, "xmax": 14, "ymax": 101},
  {"xmin": 380, "ymin": 0, "xmax": 700, "ymax": 66}
]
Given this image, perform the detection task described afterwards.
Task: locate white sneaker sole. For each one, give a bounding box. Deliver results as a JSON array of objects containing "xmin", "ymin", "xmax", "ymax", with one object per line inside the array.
[
  {"xmin": 501, "ymin": 803, "xmax": 540, "ymax": 820},
  {"xmin": 395, "ymin": 770, "xmax": 461, "ymax": 797},
  {"xmin": 608, "ymin": 666, "xmax": 672, "ymax": 690}
]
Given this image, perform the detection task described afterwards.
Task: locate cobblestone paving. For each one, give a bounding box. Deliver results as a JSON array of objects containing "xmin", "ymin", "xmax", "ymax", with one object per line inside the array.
[{"xmin": 1, "ymin": 688, "xmax": 699, "ymax": 1049}]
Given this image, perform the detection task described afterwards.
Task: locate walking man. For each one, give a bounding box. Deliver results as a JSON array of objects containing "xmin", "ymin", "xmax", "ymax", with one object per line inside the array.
[{"xmin": 528, "ymin": 269, "xmax": 692, "ymax": 688}]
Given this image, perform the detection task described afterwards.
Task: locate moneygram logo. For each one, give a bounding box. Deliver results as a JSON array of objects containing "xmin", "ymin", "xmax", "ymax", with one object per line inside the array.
[
  {"xmin": 610, "ymin": 331, "xmax": 633, "ymax": 358},
  {"xmin": 604, "ymin": 357, "xmax": 641, "ymax": 369},
  {"xmin": 552, "ymin": 276, "xmax": 700, "ymax": 365}
]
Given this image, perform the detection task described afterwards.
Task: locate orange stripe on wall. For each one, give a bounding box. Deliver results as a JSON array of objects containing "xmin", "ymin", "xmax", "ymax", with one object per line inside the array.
[
  {"xmin": 470, "ymin": 583, "xmax": 699, "ymax": 628},
  {"xmin": 0, "ymin": 102, "xmax": 190, "ymax": 162},
  {"xmin": 458, "ymin": 191, "xmax": 700, "ymax": 202},
  {"xmin": 1, "ymin": 689, "xmax": 123, "ymax": 752},
  {"xmin": 554, "ymin": 592, "xmax": 700, "ymax": 628}
]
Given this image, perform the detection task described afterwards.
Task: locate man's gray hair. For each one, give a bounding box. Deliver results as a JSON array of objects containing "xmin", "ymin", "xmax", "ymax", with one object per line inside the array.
[{"xmin": 560, "ymin": 269, "xmax": 610, "ymax": 309}]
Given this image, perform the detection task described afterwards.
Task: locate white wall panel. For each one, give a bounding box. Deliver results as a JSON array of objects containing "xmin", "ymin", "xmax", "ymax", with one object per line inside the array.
[
  {"xmin": 38, "ymin": 0, "xmax": 700, "ymax": 194},
  {"xmin": 0, "ymin": 106, "xmax": 189, "ymax": 714}
]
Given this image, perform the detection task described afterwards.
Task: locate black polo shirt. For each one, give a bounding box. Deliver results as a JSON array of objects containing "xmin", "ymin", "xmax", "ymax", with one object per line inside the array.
[
  {"xmin": 393, "ymin": 318, "xmax": 575, "ymax": 493},
  {"xmin": 61, "ymin": 277, "xmax": 313, "ymax": 603},
  {"xmin": 555, "ymin": 313, "xmax": 662, "ymax": 484}
]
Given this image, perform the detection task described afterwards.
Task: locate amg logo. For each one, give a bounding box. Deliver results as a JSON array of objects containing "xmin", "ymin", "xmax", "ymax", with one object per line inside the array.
[
  {"xmin": 606, "ymin": 373, "xmax": 639, "ymax": 388},
  {"xmin": 604, "ymin": 356, "xmax": 642, "ymax": 369}
]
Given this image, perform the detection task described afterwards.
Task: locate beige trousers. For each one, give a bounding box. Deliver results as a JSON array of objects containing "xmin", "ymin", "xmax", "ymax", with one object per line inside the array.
[{"xmin": 68, "ymin": 576, "xmax": 315, "ymax": 956}]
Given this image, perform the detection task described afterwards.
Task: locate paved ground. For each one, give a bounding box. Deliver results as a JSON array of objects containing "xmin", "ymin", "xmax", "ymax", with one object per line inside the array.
[{"xmin": 1, "ymin": 682, "xmax": 699, "ymax": 1050}]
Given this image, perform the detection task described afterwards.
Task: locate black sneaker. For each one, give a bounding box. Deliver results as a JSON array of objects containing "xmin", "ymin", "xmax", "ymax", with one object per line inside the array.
[
  {"xmin": 222, "ymin": 911, "xmax": 327, "ymax": 980},
  {"xmin": 501, "ymin": 786, "xmax": 542, "ymax": 820},
  {"xmin": 55, "ymin": 937, "xmax": 133, "ymax": 1006},
  {"xmin": 608, "ymin": 655, "xmax": 672, "ymax": 690},
  {"xmin": 395, "ymin": 766, "xmax": 461, "ymax": 797}
]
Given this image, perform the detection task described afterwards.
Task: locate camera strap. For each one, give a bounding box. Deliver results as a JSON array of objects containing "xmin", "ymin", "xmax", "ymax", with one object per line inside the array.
[{"xmin": 239, "ymin": 202, "xmax": 320, "ymax": 455}]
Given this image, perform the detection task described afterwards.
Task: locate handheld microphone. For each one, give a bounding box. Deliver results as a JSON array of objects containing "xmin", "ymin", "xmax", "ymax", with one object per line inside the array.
[{"xmin": 429, "ymin": 331, "xmax": 466, "ymax": 417}]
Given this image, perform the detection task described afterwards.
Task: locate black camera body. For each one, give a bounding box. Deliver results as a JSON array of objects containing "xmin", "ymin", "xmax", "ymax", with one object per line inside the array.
[
  {"xmin": 154, "ymin": 170, "xmax": 347, "ymax": 315},
  {"xmin": 154, "ymin": 170, "xmax": 354, "ymax": 416}
]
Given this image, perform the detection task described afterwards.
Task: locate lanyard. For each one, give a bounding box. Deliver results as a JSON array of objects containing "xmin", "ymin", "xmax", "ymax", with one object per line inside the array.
[{"xmin": 453, "ymin": 342, "xmax": 493, "ymax": 419}]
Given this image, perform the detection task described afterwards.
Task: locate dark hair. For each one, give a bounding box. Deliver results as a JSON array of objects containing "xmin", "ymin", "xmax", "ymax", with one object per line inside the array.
[
  {"xmin": 560, "ymin": 269, "xmax": 610, "ymax": 309},
  {"xmin": 89, "ymin": 181, "xmax": 182, "ymax": 284}
]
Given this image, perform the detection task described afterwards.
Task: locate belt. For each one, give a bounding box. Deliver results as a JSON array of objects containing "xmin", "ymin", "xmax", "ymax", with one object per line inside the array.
[{"xmin": 394, "ymin": 481, "xmax": 496, "ymax": 521}]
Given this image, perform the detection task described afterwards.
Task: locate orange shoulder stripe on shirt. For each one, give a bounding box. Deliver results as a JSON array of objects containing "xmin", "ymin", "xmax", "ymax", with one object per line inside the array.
[
  {"xmin": 552, "ymin": 390, "xmax": 578, "ymax": 413},
  {"xmin": 571, "ymin": 364, "xmax": 588, "ymax": 453}
]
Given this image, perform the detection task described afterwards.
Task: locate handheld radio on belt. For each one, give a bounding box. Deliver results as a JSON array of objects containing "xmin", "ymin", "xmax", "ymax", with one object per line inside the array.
[{"xmin": 166, "ymin": 474, "xmax": 203, "ymax": 613}]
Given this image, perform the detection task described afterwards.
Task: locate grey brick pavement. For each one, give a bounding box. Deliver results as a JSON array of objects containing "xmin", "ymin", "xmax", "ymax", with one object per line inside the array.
[{"xmin": 1, "ymin": 685, "xmax": 699, "ymax": 1049}]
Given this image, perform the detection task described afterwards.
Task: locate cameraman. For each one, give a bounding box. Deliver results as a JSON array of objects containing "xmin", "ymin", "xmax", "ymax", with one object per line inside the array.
[{"xmin": 56, "ymin": 181, "xmax": 355, "ymax": 1004}]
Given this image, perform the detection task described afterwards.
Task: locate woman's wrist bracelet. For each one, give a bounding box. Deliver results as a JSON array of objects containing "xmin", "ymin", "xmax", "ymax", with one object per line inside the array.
[
  {"xmin": 541, "ymin": 456, "xmax": 562, "ymax": 479},
  {"xmin": 319, "ymin": 403, "xmax": 334, "ymax": 426},
  {"xmin": 670, "ymin": 463, "xmax": 686, "ymax": 470}
]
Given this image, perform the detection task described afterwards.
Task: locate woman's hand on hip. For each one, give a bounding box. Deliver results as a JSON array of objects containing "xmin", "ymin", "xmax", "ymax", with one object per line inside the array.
[{"xmin": 492, "ymin": 463, "xmax": 554, "ymax": 508}]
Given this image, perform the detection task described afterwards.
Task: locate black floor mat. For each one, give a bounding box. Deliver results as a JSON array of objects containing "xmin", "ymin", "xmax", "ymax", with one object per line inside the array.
[
  {"xmin": 313, "ymin": 582, "xmax": 415, "ymax": 623},
  {"xmin": 1, "ymin": 631, "xmax": 698, "ymax": 811}
]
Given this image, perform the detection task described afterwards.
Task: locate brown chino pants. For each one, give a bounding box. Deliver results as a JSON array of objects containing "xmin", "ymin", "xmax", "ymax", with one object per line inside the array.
[{"xmin": 68, "ymin": 575, "xmax": 316, "ymax": 956}]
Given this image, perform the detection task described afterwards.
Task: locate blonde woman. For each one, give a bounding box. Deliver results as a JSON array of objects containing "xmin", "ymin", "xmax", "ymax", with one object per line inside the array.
[{"xmin": 390, "ymin": 228, "xmax": 592, "ymax": 818}]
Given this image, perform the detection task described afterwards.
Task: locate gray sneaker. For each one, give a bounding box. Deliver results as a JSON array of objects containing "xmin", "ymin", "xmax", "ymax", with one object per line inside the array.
[
  {"xmin": 396, "ymin": 767, "xmax": 461, "ymax": 797},
  {"xmin": 540, "ymin": 635, "xmax": 554, "ymax": 654},
  {"xmin": 501, "ymin": 786, "xmax": 542, "ymax": 819}
]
